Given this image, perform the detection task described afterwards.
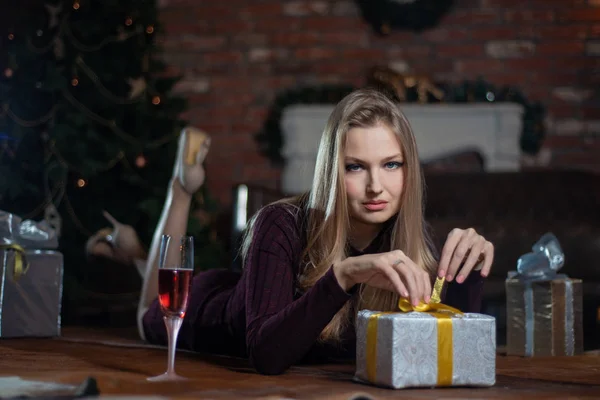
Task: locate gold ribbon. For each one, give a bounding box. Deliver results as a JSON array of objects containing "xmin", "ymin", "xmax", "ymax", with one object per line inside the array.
[
  {"xmin": 0, "ymin": 244, "xmax": 29, "ymax": 281},
  {"xmin": 365, "ymin": 299, "xmax": 463, "ymax": 386}
]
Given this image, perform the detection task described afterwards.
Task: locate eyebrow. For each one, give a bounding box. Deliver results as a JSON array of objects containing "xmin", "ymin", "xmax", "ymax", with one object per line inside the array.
[{"xmin": 344, "ymin": 153, "xmax": 404, "ymax": 163}]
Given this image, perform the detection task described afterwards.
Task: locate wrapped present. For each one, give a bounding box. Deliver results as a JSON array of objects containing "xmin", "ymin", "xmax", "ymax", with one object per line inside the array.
[
  {"xmin": 355, "ymin": 300, "xmax": 496, "ymax": 389},
  {"xmin": 506, "ymin": 233, "xmax": 583, "ymax": 357},
  {"xmin": 0, "ymin": 211, "xmax": 64, "ymax": 338}
]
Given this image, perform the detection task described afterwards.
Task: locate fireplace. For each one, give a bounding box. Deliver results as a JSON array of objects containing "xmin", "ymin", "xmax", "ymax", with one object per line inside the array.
[{"xmin": 280, "ymin": 103, "xmax": 524, "ymax": 194}]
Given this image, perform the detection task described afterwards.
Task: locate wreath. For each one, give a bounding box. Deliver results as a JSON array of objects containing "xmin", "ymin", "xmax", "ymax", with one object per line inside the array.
[
  {"xmin": 255, "ymin": 79, "xmax": 546, "ymax": 166},
  {"xmin": 355, "ymin": 0, "xmax": 455, "ymax": 35}
]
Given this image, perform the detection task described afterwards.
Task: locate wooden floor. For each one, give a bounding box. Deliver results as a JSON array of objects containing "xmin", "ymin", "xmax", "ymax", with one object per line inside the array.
[{"xmin": 1, "ymin": 327, "xmax": 599, "ymax": 399}]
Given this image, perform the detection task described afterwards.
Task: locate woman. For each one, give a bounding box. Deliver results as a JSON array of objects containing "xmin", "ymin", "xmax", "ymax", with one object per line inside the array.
[{"xmin": 139, "ymin": 89, "xmax": 494, "ymax": 375}]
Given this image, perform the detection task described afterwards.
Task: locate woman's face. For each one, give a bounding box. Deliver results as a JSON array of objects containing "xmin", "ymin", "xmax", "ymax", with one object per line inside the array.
[{"xmin": 343, "ymin": 122, "xmax": 404, "ymax": 231}]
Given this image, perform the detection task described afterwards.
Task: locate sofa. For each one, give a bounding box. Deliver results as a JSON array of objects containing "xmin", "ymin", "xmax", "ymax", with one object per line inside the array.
[{"xmin": 229, "ymin": 169, "xmax": 600, "ymax": 350}]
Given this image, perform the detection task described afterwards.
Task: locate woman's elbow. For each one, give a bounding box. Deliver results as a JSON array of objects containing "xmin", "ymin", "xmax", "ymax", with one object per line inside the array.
[
  {"xmin": 248, "ymin": 343, "xmax": 292, "ymax": 375},
  {"xmin": 250, "ymin": 354, "xmax": 290, "ymax": 376}
]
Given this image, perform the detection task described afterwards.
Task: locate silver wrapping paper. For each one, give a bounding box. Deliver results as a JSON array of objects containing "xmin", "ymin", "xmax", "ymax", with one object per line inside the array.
[
  {"xmin": 506, "ymin": 232, "xmax": 583, "ymax": 357},
  {"xmin": 355, "ymin": 310, "xmax": 496, "ymax": 389},
  {"xmin": 0, "ymin": 249, "xmax": 64, "ymax": 337}
]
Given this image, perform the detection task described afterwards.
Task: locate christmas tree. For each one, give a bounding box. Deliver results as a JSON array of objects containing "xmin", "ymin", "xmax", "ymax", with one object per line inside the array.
[{"xmin": 0, "ymin": 0, "xmax": 224, "ymax": 322}]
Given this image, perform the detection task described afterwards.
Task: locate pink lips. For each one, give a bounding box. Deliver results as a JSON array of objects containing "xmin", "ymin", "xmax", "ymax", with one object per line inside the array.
[{"xmin": 363, "ymin": 201, "xmax": 388, "ymax": 211}]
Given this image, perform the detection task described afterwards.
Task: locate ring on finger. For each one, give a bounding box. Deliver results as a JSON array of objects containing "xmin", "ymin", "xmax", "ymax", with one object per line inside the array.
[{"xmin": 104, "ymin": 233, "xmax": 116, "ymax": 247}]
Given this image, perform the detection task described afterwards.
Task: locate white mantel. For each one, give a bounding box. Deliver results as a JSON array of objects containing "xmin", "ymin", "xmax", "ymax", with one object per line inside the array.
[{"xmin": 281, "ymin": 103, "xmax": 524, "ymax": 194}]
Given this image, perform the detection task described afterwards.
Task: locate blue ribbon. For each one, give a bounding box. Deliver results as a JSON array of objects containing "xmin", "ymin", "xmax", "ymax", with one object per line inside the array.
[
  {"xmin": 508, "ymin": 233, "xmax": 572, "ymax": 356},
  {"xmin": 510, "ymin": 232, "xmax": 565, "ymax": 282}
]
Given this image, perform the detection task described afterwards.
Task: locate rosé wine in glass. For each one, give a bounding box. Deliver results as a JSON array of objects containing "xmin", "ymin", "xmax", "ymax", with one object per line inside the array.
[
  {"xmin": 147, "ymin": 234, "xmax": 194, "ymax": 382},
  {"xmin": 158, "ymin": 268, "xmax": 192, "ymax": 318}
]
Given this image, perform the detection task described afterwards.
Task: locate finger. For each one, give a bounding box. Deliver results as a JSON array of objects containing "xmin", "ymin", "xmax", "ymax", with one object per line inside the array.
[
  {"xmin": 438, "ymin": 228, "xmax": 462, "ymax": 278},
  {"xmin": 456, "ymin": 236, "xmax": 485, "ymax": 284},
  {"xmin": 403, "ymin": 257, "xmax": 427, "ymax": 304},
  {"xmin": 102, "ymin": 210, "xmax": 119, "ymax": 227},
  {"xmin": 423, "ymin": 269, "xmax": 432, "ymax": 303},
  {"xmin": 393, "ymin": 260, "xmax": 419, "ymax": 306},
  {"xmin": 381, "ymin": 262, "xmax": 408, "ymax": 298},
  {"xmin": 446, "ymin": 228, "xmax": 476, "ymax": 282},
  {"xmin": 480, "ymin": 241, "xmax": 495, "ymax": 278}
]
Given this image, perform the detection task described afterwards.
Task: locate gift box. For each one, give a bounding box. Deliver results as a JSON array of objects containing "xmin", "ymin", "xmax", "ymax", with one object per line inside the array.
[
  {"xmin": 506, "ymin": 233, "xmax": 583, "ymax": 357},
  {"xmin": 355, "ymin": 304, "xmax": 496, "ymax": 389},
  {"xmin": 506, "ymin": 277, "xmax": 583, "ymax": 356},
  {"xmin": 0, "ymin": 211, "xmax": 64, "ymax": 338}
]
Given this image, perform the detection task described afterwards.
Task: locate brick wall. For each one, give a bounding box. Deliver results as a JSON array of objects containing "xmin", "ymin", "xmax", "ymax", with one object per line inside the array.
[{"xmin": 157, "ymin": 0, "xmax": 600, "ymax": 206}]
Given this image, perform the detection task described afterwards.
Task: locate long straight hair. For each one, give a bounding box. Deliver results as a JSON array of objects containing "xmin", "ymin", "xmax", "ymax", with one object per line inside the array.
[{"xmin": 242, "ymin": 88, "xmax": 437, "ymax": 342}]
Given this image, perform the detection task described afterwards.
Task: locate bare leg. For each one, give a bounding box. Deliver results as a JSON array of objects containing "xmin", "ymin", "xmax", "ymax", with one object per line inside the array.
[{"xmin": 137, "ymin": 127, "xmax": 210, "ymax": 340}]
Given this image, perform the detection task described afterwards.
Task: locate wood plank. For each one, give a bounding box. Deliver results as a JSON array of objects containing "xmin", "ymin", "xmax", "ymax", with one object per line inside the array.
[{"xmin": 0, "ymin": 327, "xmax": 599, "ymax": 399}]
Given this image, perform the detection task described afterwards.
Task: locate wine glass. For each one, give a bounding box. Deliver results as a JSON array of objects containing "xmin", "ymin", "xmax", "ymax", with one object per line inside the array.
[{"xmin": 147, "ymin": 234, "xmax": 194, "ymax": 382}]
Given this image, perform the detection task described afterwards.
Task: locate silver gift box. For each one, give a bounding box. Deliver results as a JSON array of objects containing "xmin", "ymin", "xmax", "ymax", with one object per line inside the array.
[
  {"xmin": 355, "ymin": 310, "xmax": 496, "ymax": 389},
  {"xmin": 0, "ymin": 210, "xmax": 63, "ymax": 338},
  {"xmin": 0, "ymin": 249, "xmax": 64, "ymax": 337}
]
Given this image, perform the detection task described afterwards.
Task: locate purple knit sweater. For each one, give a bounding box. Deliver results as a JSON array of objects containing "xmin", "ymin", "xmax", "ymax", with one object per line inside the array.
[{"xmin": 143, "ymin": 203, "xmax": 485, "ymax": 375}]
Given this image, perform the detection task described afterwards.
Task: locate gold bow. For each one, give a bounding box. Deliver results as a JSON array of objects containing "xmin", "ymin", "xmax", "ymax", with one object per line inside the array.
[
  {"xmin": 366, "ymin": 299, "xmax": 463, "ymax": 386},
  {"xmin": 0, "ymin": 244, "xmax": 29, "ymax": 281}
]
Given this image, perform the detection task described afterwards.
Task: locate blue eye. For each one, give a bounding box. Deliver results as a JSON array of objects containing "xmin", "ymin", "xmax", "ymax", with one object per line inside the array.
[
  {"xmin": 345, "ymin": 163, "xmax": 362, "ymax": 172},
  {"xmin": 385, "ymin": 161, "xmax": 404, "ymax": 169}
]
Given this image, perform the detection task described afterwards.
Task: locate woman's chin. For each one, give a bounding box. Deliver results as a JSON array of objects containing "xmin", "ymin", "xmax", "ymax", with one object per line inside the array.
[{"xmin": 353, "ymin": 212, "xmax": 394, "ymax": 226}]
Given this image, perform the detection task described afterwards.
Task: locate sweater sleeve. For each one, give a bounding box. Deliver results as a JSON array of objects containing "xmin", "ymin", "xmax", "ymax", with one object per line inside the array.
[{"xmin": 243, "ymin": 205, "xmax": 352, "ymax": 375}]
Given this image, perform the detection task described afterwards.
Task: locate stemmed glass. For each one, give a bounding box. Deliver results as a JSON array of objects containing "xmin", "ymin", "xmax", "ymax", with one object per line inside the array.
[{"xmin": 147, "ymin": 234, "xmax": 194, "ymax": 382}]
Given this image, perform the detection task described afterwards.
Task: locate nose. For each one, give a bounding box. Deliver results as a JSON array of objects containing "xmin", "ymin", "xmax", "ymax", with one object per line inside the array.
[{"xmin": 366, "ymin": 169, "xmax": 383, "ymax": 194}]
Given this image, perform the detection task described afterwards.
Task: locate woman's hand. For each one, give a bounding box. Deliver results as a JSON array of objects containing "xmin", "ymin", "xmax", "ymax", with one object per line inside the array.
[
  {"xmin": 173, "ymin": 127, "xmax": 211, "ymax": 195},
  {"xmin": 333, "ymin": 250, "xmax": 432, "ymax": 306},
  {"xmin": 437, "ymin": 228, "xmax": 494, "ymax": 283}
]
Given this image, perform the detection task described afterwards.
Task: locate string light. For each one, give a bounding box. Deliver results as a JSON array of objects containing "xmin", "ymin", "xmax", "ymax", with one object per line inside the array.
[
  {"xmin": 2, "ymin": 103, "xmax": 58, "ymax": 127},
  {"xmin": 135, "ymin": 154, "xmax": 147, "ymax": 168},
  {"xmin": 61, "ymin": 88, "xmax": 175, "ymax": 148},
  {"xmin": 76, "ymin": 56, "xmax": 141, "ymax": 104},
  {"xmin": 28, "ymin": 22, "xmax": 144, "ymax": 54},
  {"xmin": 4, "ymin": 5, "xmax": 178, "ymax": 238}
]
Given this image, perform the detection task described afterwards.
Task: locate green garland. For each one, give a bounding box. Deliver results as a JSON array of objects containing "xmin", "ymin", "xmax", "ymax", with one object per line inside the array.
[{"xmin": 255, "ymin": 78, "xmax": 546, "ymax": 166}]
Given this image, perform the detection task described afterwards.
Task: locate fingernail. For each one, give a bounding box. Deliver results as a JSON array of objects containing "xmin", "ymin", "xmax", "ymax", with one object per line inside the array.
[
  {"xmin": 456, "ymin": 275, "xmax": 464, "ymax": 284},
  {"xmin": 412, "ymin": 299, "xmax": 419, "ymax": 306},
  {"xmin": 402, "ymin": 291, "xmax": 409, "ymax": 298},
  {"xmin": 446, "ymin": 274, "xmax": 453, "ymax": 281},
  {"xmin": 425, "ymin": 295, "xmax": 431, "ymax": 303},
  {"xmin": 481, "ymin": 272, "xmax": 488, "ymax": 278},
  {"xmin": 438, "ymin": 270, "xmax": 446, "ymax": 278}
]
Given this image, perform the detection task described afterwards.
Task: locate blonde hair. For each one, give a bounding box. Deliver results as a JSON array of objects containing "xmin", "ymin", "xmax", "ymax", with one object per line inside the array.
[{"xmin": 242, "ymin": 88, "xmax": 437, "ymax": 342}]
